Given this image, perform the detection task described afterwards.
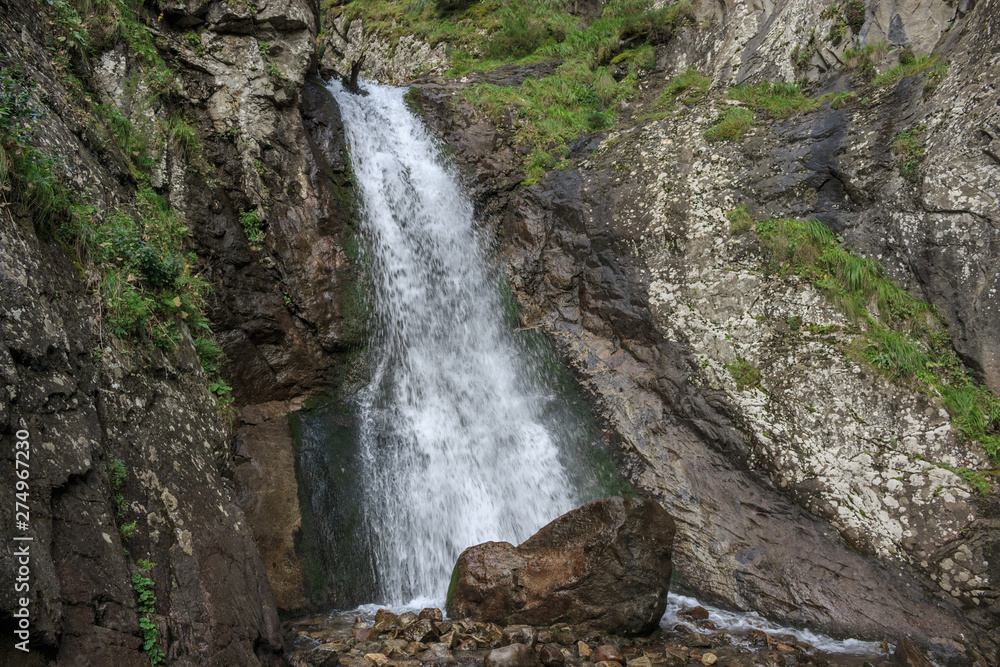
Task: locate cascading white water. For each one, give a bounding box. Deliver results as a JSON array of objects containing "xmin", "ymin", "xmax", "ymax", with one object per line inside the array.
[{"xmin": 330, "ymin": 80, "xmax": 579, "ymax": 605}]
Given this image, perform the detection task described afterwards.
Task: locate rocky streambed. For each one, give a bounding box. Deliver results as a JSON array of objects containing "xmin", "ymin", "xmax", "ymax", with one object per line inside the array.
[{"xmin": 282, "ymin": 605, "xmax": 897, "ymax": 667}]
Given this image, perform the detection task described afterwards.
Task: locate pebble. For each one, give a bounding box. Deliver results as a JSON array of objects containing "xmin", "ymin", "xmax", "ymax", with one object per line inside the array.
[
  {"xmin": 701, "ymin": 653, "xmax": 717, "ymax": 666},
  {"xmin": 592, "ymin": 645, "xmax": 624, "ymax": 663},
  {"xmin": 538, "ymin": 644, "xmax": 565, "ymax": 666}
]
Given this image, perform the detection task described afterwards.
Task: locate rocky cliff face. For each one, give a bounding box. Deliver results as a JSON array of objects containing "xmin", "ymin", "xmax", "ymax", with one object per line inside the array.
[
  {"xmin": 3, "ymin": 0, "xmax": 999, "ymax": 662},
  {"xmin": 1, "ymin": 0, "xmax": 362, "ymax": 661},
  {"xmin": 389, "ymin": 0, "xmax": 1000, "ymax": 660}
]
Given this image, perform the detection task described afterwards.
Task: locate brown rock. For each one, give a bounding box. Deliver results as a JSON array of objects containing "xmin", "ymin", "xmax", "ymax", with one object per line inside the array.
[
  {"xmin": 354, "ymin": 627, "xmax": 376, "ymax": 642},
  {"xmin": 400, "ymin": 612, "xmax": 420, "ymax": 627},
  {"xmin": 458, "ymin": 638, "xmax": 479, "ymax": 651},
  {"xmin": 539, "ymin": 644, "xmax": 565, "ymax": 666},
  {"xmin": 595, "ymin": 662, "xmax": 622, "ymax": 667},
  {"xmin": 503, "ymin": 625, "xmax": 539, "ymax": 648},
  {"xmin": 366, "ymin": 653, "xmax": 394, "ymax": 667},
  {"xmin": 664, "ymin": 647, "xmax": 688, "ymax": 664},
  {"xmin": 577, "ymin": 642, "xmax": 592, "ymax": 658},
  {"xmin": 420, "ymin": 608, "xmax": 444, "ymax": 622},
  {"xmin": 375, "ymin": 610, "xmax": 401, "ymax": 635},
  {"xmin": 486, "ymin": 643, "xmax": 540, "ymax": 667},
  {"xmin": 405, "ymin": 619, "xmax": 439, "ymax": 643},
  {"xmin": 447, "ymin": 497, "xmax": 676, "ymax": 634},
  {"xmin": 554, "ymin": 631, "xmax": 577, "ymax": 645},
  {"xmin": 383, "ymin": 639, "xmax": 411, "ymax": 658},
  {"xmin": 415, "ymin": 643, "xmax": 457, "ymax": 664},
  {"xmin": 592, "ymin": 646, "xmax": 624, "ymax": 663},
  {"xmin": 893, "ymin": 639, "xmax": 934, "ymax": 667},
  {"xmin": 683, "ymin": 607, "xmax": 709, "ymax": 621},
  {"xmin": 700, "ymin": 654, "xmax": 717, "ymax": 666}
]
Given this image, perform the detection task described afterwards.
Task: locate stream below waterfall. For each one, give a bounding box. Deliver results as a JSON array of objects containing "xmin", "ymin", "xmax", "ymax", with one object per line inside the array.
[{"xmin": 285, "ymin": 80, "xmax": 893, "ymax": 666}]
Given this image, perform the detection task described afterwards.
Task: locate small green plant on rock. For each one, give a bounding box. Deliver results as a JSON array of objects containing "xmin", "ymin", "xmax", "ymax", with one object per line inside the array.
[
  {"xmin": 132, "ymin": 570, "xmax": 164, "ymax": 665},
  {"xmin": 705, "ymin": 107, "xmax": 753, "ymax": 141},
  {"xmin": 658, "ymin": 67, "xmax": 711, "ymax": 107},
  {"xmin": 871, "ymin": 52, "xmax": 938, "ymax": 87},
  {"xmin": 727, "ymin": 81, "xmax": 820, "ymax": 118},
  {"xmin": 119, "ymin": 520, "xmax": 137, "ymax": 541},
  {"xmin": 184, "ymin": 32, "xmax": 205, "ymax": 55},
  {"xmin": 893, "ymin": 124, "xmax": 926, "ymax": 184},
  {"xmin": 829, "ymin": 91, "xmax": 857, "ymax": 110},
  {"xmin": 790, "ymin": 28, "xmax": 817, "ymax": 71},
  {"xmin": 727, "ymin": 205, "xmax": 753, "ymax": 234},
  {"xmin": 239, "ymin": 209, "xmax": 265, "ymax": 250},
  {"xmin": 727, "ymin": 357, "xmax": 762, "ymax": 391},
  {"xmin": 922, "ymin": 61, "xmax": 948, "ymax": 99}
]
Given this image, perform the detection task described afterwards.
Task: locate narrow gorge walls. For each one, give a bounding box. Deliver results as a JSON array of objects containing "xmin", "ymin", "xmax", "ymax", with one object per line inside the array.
[{"xmin": 1, "ymin": 0, "xmax": 366, "ymax": 661}]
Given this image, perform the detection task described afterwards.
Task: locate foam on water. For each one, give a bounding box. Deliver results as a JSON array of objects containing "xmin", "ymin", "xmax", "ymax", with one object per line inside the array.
[{"xmin": 662, "ymin": 594, "xmax": 884, "ymax": 655}]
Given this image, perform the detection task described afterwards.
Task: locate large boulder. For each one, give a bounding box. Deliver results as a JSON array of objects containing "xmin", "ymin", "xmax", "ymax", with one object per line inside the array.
[{"xmin": 446, "ymin": 497, "xmax": 676, "ymax": 634}]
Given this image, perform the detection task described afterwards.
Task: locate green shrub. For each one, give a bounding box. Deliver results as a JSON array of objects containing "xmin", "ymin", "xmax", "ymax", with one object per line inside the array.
[
  {"xmin": 727, "ymin": 205, "xmax": 753, "ymax": 234},
  {"xmin": 727, "ymin": 357, "xmax": 762, "ymax": 391},
  {"xmin": 239, "ymin": 209, "xmax": 265, "ymax": 250},
  {"xmin": 922, "ymin": 61, "xmax": 947, "ymax": 98},
  {"xmin": 132, "ymin": 573, "xmax": 164, "ymax": 665},
  {"xmin": 658, "ymin": 67, "xmax": 711, "ymax": 107},
  {"xmin": 893, "ymin": 124, "xmax": 925, "ymax": 184},
  {"xmin": 898, "ymin": 44, "xmax": 915, "ymax": 65},
  {"xmin": 871, "ymin": 53, "xmax": 937, "ymax": 87},
  {"xmin": 108, "ymin": 458, "xmax": 127, "ymax": 489},
  {"xmin": 727, "ymin": 81, "xmax": 820, "ymax": 117},
  {"xmin": 167, "ymin": 116, "xmax": 201, "ymax": 159},
  {"xmin": 704, "ymin": 107, "xmax": 753, "ymax": 141},
  {"xmin": 843, "ymin": 0, "xmax": 865, "ymax": 33},
  {"xmin": 119, "ymin": 520, "xmax": 137, "ymax": 541}
]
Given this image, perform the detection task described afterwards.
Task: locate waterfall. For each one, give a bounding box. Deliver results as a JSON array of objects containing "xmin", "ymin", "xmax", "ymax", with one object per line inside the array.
[{"xmin": 329, "ymin": 80, "xmax": 584, "ymax": 605}]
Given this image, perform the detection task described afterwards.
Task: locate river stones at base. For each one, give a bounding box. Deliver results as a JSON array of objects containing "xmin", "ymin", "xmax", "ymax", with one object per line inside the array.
[{"xmin": 446, "ymin": 497, "xmax": 676, "ymax": 635}]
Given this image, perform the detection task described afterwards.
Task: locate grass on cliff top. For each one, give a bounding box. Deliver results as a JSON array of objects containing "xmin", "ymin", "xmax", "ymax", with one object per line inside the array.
[
  {"xmin": 460, "ymin": 0, "xmax": 694, "ymax": 183},
  {"xmin": 657, "ymin": 67, "xmax": 711, "ymax": 107},
  {"xmin": 334, "ymin": 0, "xmax": 694, "ymax": 184},
  {"xmin": 751, "ymin": 216, "xmax": 1000, "ymax": 470}
]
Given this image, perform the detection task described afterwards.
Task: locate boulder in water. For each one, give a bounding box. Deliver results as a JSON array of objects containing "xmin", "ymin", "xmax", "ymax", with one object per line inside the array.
[{"xmin": 446, "ymin": 496, "xmax": 675, "ymax": 634}]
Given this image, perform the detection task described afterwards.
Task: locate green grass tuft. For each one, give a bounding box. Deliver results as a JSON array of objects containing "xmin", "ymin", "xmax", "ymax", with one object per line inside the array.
[
  {"xmin": 704, "ymin": 107, "xmax": 753, "ymax": 141},
  {"xmin": 658, "ymin": 67, "xmax": 711, "ymax": 107},
  {"xmin": 893, "ymin": 124, "xmax": 926, "ymax": 184},
  {"xmin": 727, "ymin": 81, "xmax": 820, "ymax": 118},
  {"xmin": 727, "ymin": 205, "xmax": 753, "ymax": 234},
  {"xmin": 727, "ymin": 357, "xmax": 762, "ymax": 391},
  {"xmin": 750, "ymin": 215, "xmax": 1000, "ymax": 469},
  {"xmin": 872, "ymin": 53, "xmax": 938, "ymax": 87}
]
